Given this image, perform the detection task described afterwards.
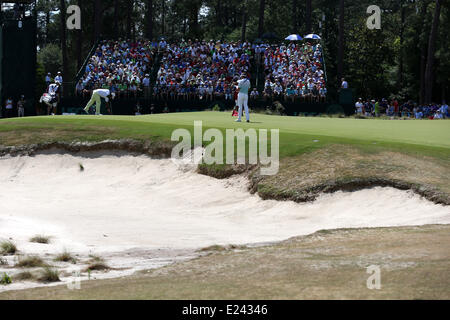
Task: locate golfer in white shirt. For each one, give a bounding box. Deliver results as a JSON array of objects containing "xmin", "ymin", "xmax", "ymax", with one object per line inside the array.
[
  {"xmin": 84, "ymin": 89, "xmax": 115, "ymax": 115},
  {"xmin": 236, "ymin": 73, "xmax": 251, "ymax": 122}
]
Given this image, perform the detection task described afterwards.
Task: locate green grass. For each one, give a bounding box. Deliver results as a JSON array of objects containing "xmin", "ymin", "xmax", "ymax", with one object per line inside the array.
[
  {"xmin": 0, "ymin": 112, "xmax": 449, "ymax": 159},
  {"xmin": 0, "ymin": 273, "xmax": 12, "ymax": 285}
]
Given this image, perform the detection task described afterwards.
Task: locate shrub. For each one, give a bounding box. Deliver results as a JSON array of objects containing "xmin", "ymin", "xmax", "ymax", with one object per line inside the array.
[
  {"xmin": 85, "ymin": 262, "xmax": 110, "ymax": 272},
  {"xmin": 30, "ymin": 235, "xmax": 51, "ymax": 244},
  {"xmin": 38, "ymin": 267, "xmax": 60, "ymax": 283},
  {"xmin": 0, "ymin": 240, "xmax": 17, "ymax": 255},
  {"xmin": 273, "ymin": 101, "xmax": 285, "ymax": 115},
  {"xmin": 16, "ymin": 256, "xmax": 48, "ymax": 268},
  {"xmin": 55, "ymin": 251, "xmax": 76, "ymax": 263},
  {"xmin": 85, "ymin": 255, "xmax": 109, "ymax": 271}
]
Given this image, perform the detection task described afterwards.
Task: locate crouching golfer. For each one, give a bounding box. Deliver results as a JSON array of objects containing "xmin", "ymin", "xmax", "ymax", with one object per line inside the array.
[
  {"xmin": 84, "ymin": 89, "xmax": 115, "ymax": 115},
  {"xmin": 236, "ymin": 73, "xmax": 251, "ymax": 123}
]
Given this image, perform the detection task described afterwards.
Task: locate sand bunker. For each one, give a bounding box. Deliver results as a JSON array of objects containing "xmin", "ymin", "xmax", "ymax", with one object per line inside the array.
[{"xmin": 1, "ymin": 154, "xmax": 449, "ymax": 291}]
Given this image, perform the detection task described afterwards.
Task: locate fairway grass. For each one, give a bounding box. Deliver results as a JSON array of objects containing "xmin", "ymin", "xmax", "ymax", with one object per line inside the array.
[{"xmin": 1, "ymin": 112, "xmax": 449, "ymax": 152}]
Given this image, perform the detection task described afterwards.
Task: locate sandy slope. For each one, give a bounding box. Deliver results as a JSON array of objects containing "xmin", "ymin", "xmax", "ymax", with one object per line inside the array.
[{"xmin": 0, "ymin": 154, "xmax": 449, "ymax": 292}]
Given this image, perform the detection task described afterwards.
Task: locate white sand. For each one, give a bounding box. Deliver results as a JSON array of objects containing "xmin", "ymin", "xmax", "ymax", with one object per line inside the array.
[{"xmin": 1, "ymin": 154, "xmax": 449, "ymax": 292}]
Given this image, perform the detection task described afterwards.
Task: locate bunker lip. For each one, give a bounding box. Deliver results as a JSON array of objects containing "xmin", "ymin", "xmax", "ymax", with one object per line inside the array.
[{"xmin": 1, "ymin": 139, "xmax": 448, "ymax": 205}]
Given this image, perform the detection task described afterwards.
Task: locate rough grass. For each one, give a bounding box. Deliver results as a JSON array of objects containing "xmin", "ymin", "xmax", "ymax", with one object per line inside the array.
[
  {"xmin": 0, "ymin": 240, "xmax": 17, "ymax": 256},
  {"xmin": 252, "ymin": 144, "xmax": 450, "ymax": 204},
  {"xmin": 54, "ymin": 251, "xmax": 77, "ymax": 263},
  {"xmin": 38, "ymin": 267, "xmax": 60, "ymax": 283},
  {"xmin": 15, "ymin": 256, "xmax": 48, "ymax": 268},
  {"xmin": 2, "ymin": 225, "xmax": 449, "ymax": 299},
  {"xmin": 84, "ymin": 256, "xmax": 109, "ymax": 272},
  {"xmin": 14, "ymin": 271, "xmax": 35, "ymax": 281},
  {"xmin": 29, "ymin": 235, "xmax": 51, "ymax": 244}
]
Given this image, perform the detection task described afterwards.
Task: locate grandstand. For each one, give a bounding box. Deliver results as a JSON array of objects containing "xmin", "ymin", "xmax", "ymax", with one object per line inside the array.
[{"xmin": 60, "ymin": 38, "xmax": 333, "ymax": 116}]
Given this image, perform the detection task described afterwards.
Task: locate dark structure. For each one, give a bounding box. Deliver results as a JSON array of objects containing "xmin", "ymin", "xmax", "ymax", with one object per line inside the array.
[{"xmin": 0, "ymin": 1, "xmax": 37, "ymax": 115}]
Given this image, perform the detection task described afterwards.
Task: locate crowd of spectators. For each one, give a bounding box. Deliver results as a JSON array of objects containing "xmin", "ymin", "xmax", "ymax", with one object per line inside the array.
[
  {"xmin": 34, "ymin": 38, "xmax": 450, "ymax": 121},
  {"xmin": 262, "ymin": 42, "xmax": 327, "ymax": 102},
  {"xmin": 354, "ymin": 98, "xmax": 449, "ymax": 119},
  {"xmin": 75, "ymin": 39, "xmax": 157, "ymax": 99},
  {"xmin": 74, "ymin": 39, "xmax": 327, "ymax": 104},
  {"xmin": 154, "ymin": 39, "xmax": 252, "ymax": 101}
]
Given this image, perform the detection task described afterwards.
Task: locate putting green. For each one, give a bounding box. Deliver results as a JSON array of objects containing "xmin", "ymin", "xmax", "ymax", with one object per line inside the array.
[{"xmin": 1, "ymin": 112, "xmax": 449, "ymax": 158}]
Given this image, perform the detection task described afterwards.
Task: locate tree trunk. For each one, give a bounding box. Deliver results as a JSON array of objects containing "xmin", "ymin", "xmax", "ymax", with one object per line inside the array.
[
  {"xmin": 94, "ymin": 0, "xmax": 102, "ymax": 41},
  {"xmin": 126, "ymin": 0, "xmax": 134, "ymax": 40},
  {"xmin": 305, "ymin": 0, "xmax": 312, "ymax": 34},
  {"xmin": 146, "ymin": 0, "xmax": 153, "ymax": 40},
  {"xmin": 258, "ymin": 0, "xmax": 265, "ymax": 38},
  {"xmin": 114, "ymin": 0, "xmax": 119, "ymax": 39},
  {"xmin": 161, "ymin": 0, "xmax": 166, "ymax": 36},
  {"xmin": 419, "ymin": 0, "xmax": 429, "ymax": 104},
  {"xmin": 337, "ymin": 0, "xmax": 344, "ymax": 84},
  {"xmin": 292, "ymin": 0, "xmax": 298, "ymax": 33},
  {"xmin": 46, "ymin": 11, "xmax": 50, "ymax": 44},
  {"xmin": 59, "ymin": 0, "xmax": 67, "ymax": 95},
  {"xmin": 188, "ymin": 1, "xmax": 200, "ymax": 38},
  {"xmin": 424, "ymin": 0, "xmax": 441, "ymax": 103},
  {"xmin": 215, "ymin": 0, "xmax": 222, "ymax": 26},
  {"xmin": 241, "ymin": 1, "xmax": 248, "ymax": 42},
  {"xmin": 398, "ymin": 1, "xmax": 405, "ymax": 88},
  {"xmin": 77, "ymin": 0, "xmax": 83, "ymax": 70}
]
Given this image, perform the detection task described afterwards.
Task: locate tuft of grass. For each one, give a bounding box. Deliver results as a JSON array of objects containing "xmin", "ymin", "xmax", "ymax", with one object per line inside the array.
[
  {"xmin": 79, "ymin": 163, "xmax": 84, "ymax": 172},
  {"xmin": 0, "ymin": 273, "xmax": 12, "ymax": 285},
  {"xmin": 38, "ymin": 267, "xmax": 60, "ymax": 283},
  {"xmin": 85, "ymin": 262, "xmax": 110, "ymax": 272},
  {"xmin": 54, "ymin": 251, "xmax": 77, "ymax": 264},
  {"xmin": 14, "ymin": 271, "xmax": 35, "ymax": 281},
  {"xmin": 85, "ymin": 255, "xmax": 109, "ymax": 271},
  {"xmin": 16, "ymin": 256, "xmax": 48, "ymax": 268},
  {"xmin": 30, "ymin": 235, "xmax": 51, "ymax": 244},
  {"xmin": 0, "ymin": 240, "xmax": 17, "ymax": 255}
]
